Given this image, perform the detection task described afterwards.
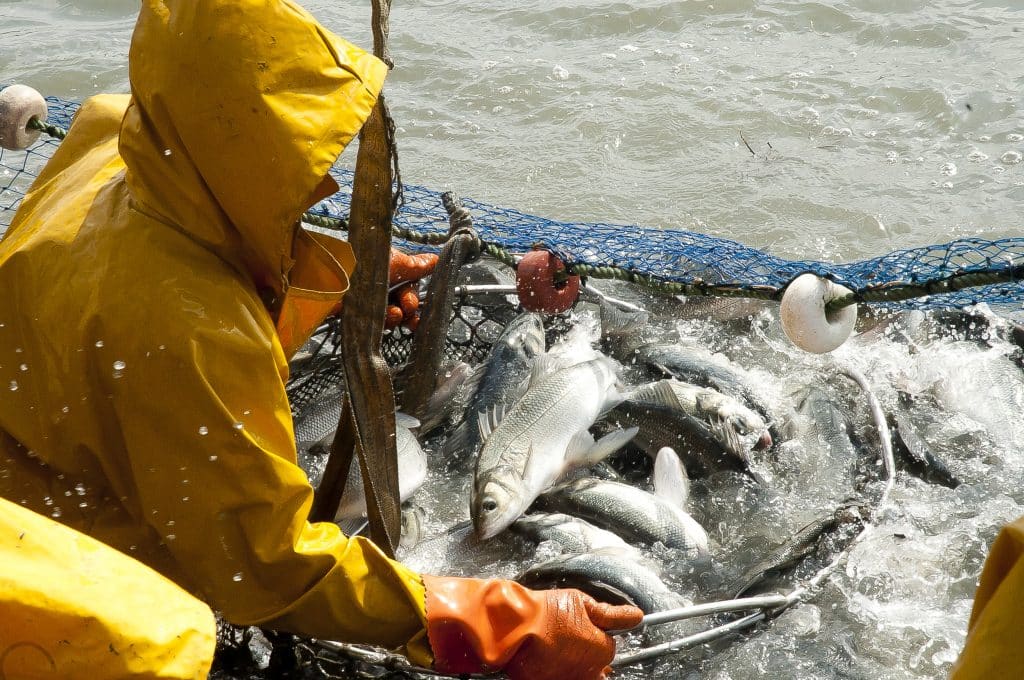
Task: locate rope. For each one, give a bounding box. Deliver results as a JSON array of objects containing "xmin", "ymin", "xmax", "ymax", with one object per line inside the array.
[
  {"xmin": 24, "ymin": 114, "xmax": 1020, "ymax": 310},
  {"xmin": 27, "ymin": 116, "xmax": 67, "ymax": 141}
]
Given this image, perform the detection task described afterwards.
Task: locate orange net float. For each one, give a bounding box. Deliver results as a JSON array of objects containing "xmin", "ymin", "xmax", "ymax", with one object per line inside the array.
[{"xmin": 515, "ymin": 249, "xmax": 581, "ymax": 314}]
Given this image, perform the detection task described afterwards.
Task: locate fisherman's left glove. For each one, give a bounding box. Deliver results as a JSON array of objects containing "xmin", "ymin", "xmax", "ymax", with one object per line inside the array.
[
  {"xmin": 422, "ymin": 575, "xmax": 643, "ymax": 680},
  {"xmin": 387, "ymin": 248, "xmax": 438, "ymax": 331}
]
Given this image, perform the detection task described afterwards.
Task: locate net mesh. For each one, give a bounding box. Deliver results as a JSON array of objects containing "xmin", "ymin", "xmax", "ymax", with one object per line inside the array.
[{"xmin": 3, "ymin": 92, "xmax": 1024, "ymax": 312}]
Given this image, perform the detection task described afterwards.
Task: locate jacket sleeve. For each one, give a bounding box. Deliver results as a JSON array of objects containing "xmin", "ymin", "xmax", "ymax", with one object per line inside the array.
[
  {"xmin": 950, "ymin": 516, "xmax": 1024, "ymax": 679},
  {"xmin": 110, "ymin": 298, "xmax": 432, "ymax": 663}
]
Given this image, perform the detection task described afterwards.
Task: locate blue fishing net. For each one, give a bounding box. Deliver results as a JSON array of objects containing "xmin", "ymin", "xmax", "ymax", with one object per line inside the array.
[{"xmin": 3, "ymin": 92, "xmax": 1022, "ymax": 311}]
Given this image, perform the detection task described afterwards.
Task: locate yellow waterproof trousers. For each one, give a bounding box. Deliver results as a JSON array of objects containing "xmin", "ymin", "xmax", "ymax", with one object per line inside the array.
[{"xmin": 0, "ymin": 497, "xmax": 215, "ymax": 679}]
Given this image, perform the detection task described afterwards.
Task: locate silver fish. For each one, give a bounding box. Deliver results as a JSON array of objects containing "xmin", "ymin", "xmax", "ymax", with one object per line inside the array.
[
  {"xmin": 333, "ymin": 417, "xmax": 428, "ymax": 523},
  {"xmin": 417, "ymin": 360, "xmax": 475, "ymax": 435},
  {"xmin": 472, "ymin": 356, "xmax": 637, "ymax": 539},
  {"xmin": 608, "ymin": 399, "xmax": 757, "ymax": 479},
  {"xmin": 630, "ymin": 379, "xmax": 771, "ymax": 451},
  {"xmin": 516, "ymin": 549, "xmax": 687, "ymax": 614},
  {"xmin": 637, "ymin": 343, "xmax": 779, "ymax": 434},
  {"xmin": 732, "ymin": 501, "xmax": 866, "ymax": 598},
  {"xmin": 445, "ymin": 312, "xmax": 546, "ymax": 459},
  {"xmin": 533, "ymin": 477, "xmax": 709, "ymax": 558},
  {"xmin": 511, "ymin": 512, "xmax": 639, "ymax": 556},
  {"xmin": 888, "ymin": 412, "xmax": 959, "ymax": 489}
]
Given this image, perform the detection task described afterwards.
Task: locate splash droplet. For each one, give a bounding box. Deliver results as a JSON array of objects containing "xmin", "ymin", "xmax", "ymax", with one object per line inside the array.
[
  {"xmin": 232, "ymin": 421, "xmax": 245, "ymax": 431},
  {"xmin": 198, "ymin": 426, "xmax": 209, "ymax": 436},
  {"xmin": 8, "ymin": 381, "xmax": 17, "ymax": 392},
  {"xmin": 208, "ymin": 455, "xmax": 219, "ymax": 462},
  {"xmin": 232, "ymin": 572, "xmax": 244, "ymax": 582},
  {"xmin": 113, "ymin": 360, "xmax": 126, "ymax": 371},
  {"xmin": 95, "ymin": 340, "xmax": 104, "ymax": 348}
]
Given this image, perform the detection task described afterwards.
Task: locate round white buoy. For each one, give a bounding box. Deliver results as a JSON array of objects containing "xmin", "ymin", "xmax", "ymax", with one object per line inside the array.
[
  {"xmin": 0, "ymin": 85, "xmax": 48, "ymax": 151},
  {"xmin": 780, "ymin": 273, "xmax": 857, "ymax": 353}
]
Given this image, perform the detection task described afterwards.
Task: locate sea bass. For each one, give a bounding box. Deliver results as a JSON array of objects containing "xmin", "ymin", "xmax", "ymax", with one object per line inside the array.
[
  {"xmin": 471, "ymin": 356, "xmax": 637, "ymax": 539},
  {"xmin": 332, "ymin": 417, "xmax": 429, "ymax": 524},
  {"xmin": 516, "ymin": 549, "xmax": 687, "ymax": 614},
  {"xmin": 534, "ymin": 477, "xmax": 709, "ymax": 558},
  {"xmin": 636, "ymin": 343, "xmax": 780, "ymax": 435},
  {"xmin": 631, "ymin": 379, "xmax": 771, "ymax": 451},
  {"xmin": 606, "ymin": 383, "xmax": 761, "ymax": 477},
  {"xmin": 511, "ymin": 512, "xmax": 639, "ymax": 556},
  {"xmin": 445, "ymin": 312, "xmax": 546, "ymax": 459}
]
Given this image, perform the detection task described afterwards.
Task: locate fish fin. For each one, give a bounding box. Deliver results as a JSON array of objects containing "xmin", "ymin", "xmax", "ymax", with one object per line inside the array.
[
  {"xmin": 705, "ymin": 412, "xmax": 745, "ymax": 455},
  {"xmin": 566, "ymin": 426, "xmax": 639, "ymax": 468},
  {"xmin": 477, "ymin": 410, "xmax": 493, "ymax": 442},
  {"xmin": 653, "ymin": 446, "xmax": 690, "ymax": 509},
  {"xmin": 600, "ymin": 383, "xmax": 627, "ymax": 414},
  {"xmin": 458, "ymin": 361, "xmax": 486, "ymax": 399},
  {"xmin": 528, "ymin": 354, "xmax": 563, "ymax": 388},
  {"xmin": 490, "ymin": 403, "xmax": 506, "ymax": 432},
  {"xmin": 564, "ymin": 430, "xmax": 596, "ymax": 466},
  {"xmin": 477, "ymin": 404, "xmax": 508, "ymax": 444},
  {"xmin": 337, "ymin": 517, "xmax": 369, "ymax": 537},
  {"xmin": 443, "ymin": 420, "xmax": 469, "ymax": 456},
  {"xmin": 639, "ymin": 379, "xmax": 683, "ymax": 409},
  {"xmin": 394, "ymin": 412, "xmax": 421, "ymax": 430},
  {"xmin": 600, "ymin": 299, "xmax": 650, "ymax": 336}
]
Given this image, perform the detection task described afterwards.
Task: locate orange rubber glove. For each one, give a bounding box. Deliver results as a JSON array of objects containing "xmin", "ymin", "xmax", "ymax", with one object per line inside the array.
[
  {"xmin": 422, "ymin": 575, "xmax": 643, "ymax": 680},
  {"xmin": 385, "ymin": 249, "xmax": 438, "ymax": 330}
]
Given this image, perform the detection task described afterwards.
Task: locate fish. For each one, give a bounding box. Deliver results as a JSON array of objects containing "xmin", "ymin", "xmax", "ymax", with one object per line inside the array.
[
  {"xmin": 399, "ymin": 503, "xmax": 427, "ymax": 553},
  {"xmin": 533, "ymin": 477, "xmax": 709, "ymax": 558},
  {"xmin": 653, "ymin": 446, "xmax": 690, "ymax": 509},
  {"xmin": 732, "ymin": 502, "xmax": 866, "ymax": 598},
  {"xmin": 607, "ymin": 399, "xmax": 757, "ymax": 480},
  {"xmin": 515, "ymin": 549, "xmax": 688, "ymax": 614},
  {"xmin": 888, "ymin": 413, "xmax": 960, "ymax": 489},
  {"xmin": 795, "ymin": 386, "xmax": 876, "ymax": 490},
  {"xmin": 416, "ymin": 360, "xmax": 475, "ymax": 435},
  {"xmin": 636, "ymin": 343, "xmax": 781, "ymax": 440},
  {"xmin": 444, "ymin": 312, "xmax": 547, "ymax": 458},
  {"xmin": 330, "ymin": 414, "xmax": 429, "ymax": 524},
  {"xmin": 632, "ymin": 379, "xmax": 772, "ymax": 451},
  {"xmin": 471, "ymin": 356, "xmax": 638, "ymax": 539},
  {"xmin": 510, "ymin": 512, "xmax": 639, "ymax": 556}
]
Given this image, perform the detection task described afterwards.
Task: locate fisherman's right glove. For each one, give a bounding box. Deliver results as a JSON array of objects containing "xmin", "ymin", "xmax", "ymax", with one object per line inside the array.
[{"xmin": 422, "ymin": 575, "xmax": 643, "ymax": 680}]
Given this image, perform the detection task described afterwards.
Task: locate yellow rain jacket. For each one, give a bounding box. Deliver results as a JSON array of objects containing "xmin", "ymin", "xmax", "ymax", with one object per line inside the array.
[
  {"xmin": 950, "ymin": 515, "xmax": 1024, "ymax": 678},
  {"xmin": 0, "ymin": 496, "xmax": 214, "ymax": 679},
  {"xmin": 0, "ymin": 0, "xmax": 432, "ymax": 667}
]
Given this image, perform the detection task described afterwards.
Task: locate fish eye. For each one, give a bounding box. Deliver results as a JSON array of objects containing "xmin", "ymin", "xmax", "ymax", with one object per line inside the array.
[{"xmin": 482, "ymin": 498, "xmax": 498, "ymax": 512}]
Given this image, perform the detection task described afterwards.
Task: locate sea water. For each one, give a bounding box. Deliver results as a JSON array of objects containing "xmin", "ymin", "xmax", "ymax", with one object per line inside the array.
[{"xmin": 3, "ymin": 0, "xmax": 1024, "ymax": 677}]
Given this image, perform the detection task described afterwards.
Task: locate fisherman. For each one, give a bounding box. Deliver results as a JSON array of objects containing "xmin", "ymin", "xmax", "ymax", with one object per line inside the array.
[{"xmin": 0, "ymin": 1, "xmax": 641, "ymax": 678}]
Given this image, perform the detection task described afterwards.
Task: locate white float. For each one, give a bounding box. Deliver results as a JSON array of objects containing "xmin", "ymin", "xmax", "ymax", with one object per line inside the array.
[
  {"xmin": 780, "ymin": 273, "xmax": 857, "ymax": 353},
  {"xmin": 0, "ymin": 84, "xmax": 48, "ymax": 151}
]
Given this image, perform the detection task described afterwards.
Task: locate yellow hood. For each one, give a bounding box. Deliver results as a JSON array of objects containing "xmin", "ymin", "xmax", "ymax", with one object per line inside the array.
[{"xmin": 120, "ymin": 0, "xmax": 387, "ymax": 296}]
